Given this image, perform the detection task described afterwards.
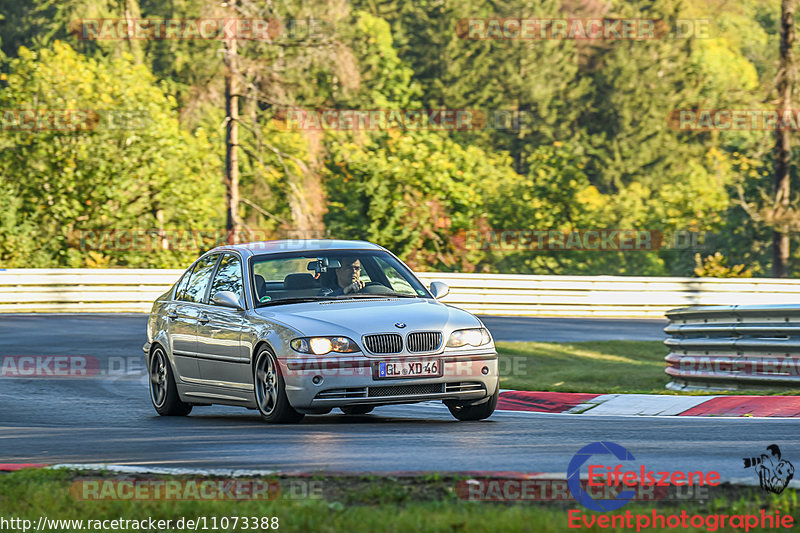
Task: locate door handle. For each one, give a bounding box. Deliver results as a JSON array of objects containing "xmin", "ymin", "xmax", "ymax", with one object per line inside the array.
[
  {"xmin": 198, "ymin": 313, "xmax": 209, "ymax": 325},
  {"xmin": 167, "ymin": 311, "xmax": 178, "ymax": 320}
]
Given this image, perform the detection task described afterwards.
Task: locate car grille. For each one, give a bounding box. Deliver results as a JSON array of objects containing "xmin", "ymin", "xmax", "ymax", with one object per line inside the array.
[
  {"xmin": 316, "ymin": 382, "xmax": 485, "ymax": 400},
  {"xmin": 407, "ymin": 332, "xmax": 442, "ymax": 353},
  {"xmin": 364, "ymin": 333, "xmax": 403, "ymax": 354},
  {"xmin": 315, "ymin": 388, "xmax": 368, "ymax": 400},
  {"xmin": 368, "ymin": 383, "xmax": 444, "ymax": 397}
]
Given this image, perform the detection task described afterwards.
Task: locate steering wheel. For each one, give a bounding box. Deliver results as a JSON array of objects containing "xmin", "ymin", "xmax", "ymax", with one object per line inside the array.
[{"xmin": 359, "ymin": 282, "xmax": 391, "ymax": 294}]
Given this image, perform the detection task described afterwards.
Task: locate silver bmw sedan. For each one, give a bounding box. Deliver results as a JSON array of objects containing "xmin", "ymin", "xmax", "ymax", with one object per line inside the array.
[{"xmin": 143, "ymin": 240, "xmax": 499, "ymax": 423}]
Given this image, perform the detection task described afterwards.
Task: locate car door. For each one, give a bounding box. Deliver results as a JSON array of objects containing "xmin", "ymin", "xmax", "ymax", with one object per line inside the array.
[
  {"xmin": 196, "ymin": 253, "xmax": 250, "ymax": 390},
  {"xmin": 166, "ymin": 254, "xmax": 220, "ymax": 381}
]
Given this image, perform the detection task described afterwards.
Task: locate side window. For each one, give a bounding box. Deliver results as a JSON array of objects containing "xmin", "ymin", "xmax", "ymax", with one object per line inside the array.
[
  {"xmin": 209, "ymin": 254, "xmax": 244, "ymax": 305},
  {"xmin": 180, "ymin": 254, "xmax": 219, "ymax": 303},
  {"xmin": 173, "ymin": 270, "xmax": 191, "ymax": 301}
]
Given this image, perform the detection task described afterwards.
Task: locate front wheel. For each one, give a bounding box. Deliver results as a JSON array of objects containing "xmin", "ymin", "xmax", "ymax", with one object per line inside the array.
[
  {"xmin": 149, "ymin": 346, "xmax": 192, "ymax": 416},
  {"xmin": 446, "ymin": 388, "xmax": 498, "ymax": 421},
  {"xmin": 254, "ymin": 346, "xmax": 304, "ymax": 424}
]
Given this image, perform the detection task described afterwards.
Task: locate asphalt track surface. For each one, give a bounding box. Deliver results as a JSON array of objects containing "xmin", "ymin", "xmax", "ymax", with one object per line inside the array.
[
  {"xmin": 1, "ymin": 314, "xmax": 796, "ymax": 482},
  {"xmin": 0, "ymin": 313, "xmax": 669, "ymax": 346},
  {"xmin": 478, "ymin": 316, "xmax": 667, "ymax": 342}
]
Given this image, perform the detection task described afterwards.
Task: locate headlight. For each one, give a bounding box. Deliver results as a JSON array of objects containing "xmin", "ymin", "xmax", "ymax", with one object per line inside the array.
[
  {"xmin": 446, "ymin": 328, "xmax": 492, "ymax": 348},
  {"xmin": 290, "ymin": 336, "xmax": 360, "ymax": 355}
]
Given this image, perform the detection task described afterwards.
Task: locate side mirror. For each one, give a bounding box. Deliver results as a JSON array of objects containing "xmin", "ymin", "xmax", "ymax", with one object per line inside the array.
[
  {"xmin": 429, "ymin": 281, "xmax": 450, "ymax": 300},
  {"xmin": 211, "ymin": 291, "xmax": 244, "ymax": 310}
]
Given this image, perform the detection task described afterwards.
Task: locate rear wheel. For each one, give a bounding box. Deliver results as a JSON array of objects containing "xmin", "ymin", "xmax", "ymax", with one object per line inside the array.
[
  {"xmin": 254, "ymin": 346, "xmax": 304, "ymax": 424},
  {"xmin": 149, "ymin": 346, "xmax": 192, "ymax": 416},
  {"xmin": 446, "ymin": 388, "xmax": 498, "ymax": 421},
  {"xmin": 340, "ymin": 405, "xmax": 374, "ymax": 415}
]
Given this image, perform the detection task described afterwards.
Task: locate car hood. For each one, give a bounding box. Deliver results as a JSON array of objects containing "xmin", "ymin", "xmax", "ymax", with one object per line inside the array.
[{"xmin": 253, "ymin": 298, "xmax": 482, "ymax": 338}]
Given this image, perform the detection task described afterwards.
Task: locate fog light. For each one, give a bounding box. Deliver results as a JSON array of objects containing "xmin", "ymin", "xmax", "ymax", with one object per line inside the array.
[
  {"xmin": 312, "ymin": 375, "xmax": 323, "ymax": 385},
  {"xmin": 481, "ymin": 366, "xmax": 489, "ymax": 375}
]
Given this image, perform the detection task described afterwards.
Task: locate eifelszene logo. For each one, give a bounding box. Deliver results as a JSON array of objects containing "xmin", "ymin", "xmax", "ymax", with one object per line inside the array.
[
  {"xmin": 568, "ymin": 442, "xmax": 637, "ymax": 511},
  {"xmin": 743, "ymin": 444, "xmax": 795, "ymax": 494},
  {"xmin": 567, "ymin": 441, "xmax": 721, "ymax": 512}
]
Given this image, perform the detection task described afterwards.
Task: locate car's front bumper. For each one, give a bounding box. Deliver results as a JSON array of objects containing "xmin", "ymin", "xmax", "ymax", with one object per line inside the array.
[{"xmin": 280, "ymin": 353, "xmax": 499, "ymax": 409}]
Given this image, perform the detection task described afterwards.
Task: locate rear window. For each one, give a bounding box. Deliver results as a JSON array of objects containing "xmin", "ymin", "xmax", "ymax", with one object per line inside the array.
[{"xmin": 173, "ymin": 270, "xmax": 191, "ymax": 300}]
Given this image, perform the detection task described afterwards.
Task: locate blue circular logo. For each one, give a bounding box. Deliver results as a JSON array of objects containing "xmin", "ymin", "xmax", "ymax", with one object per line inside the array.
[
  {"xmin": 567, "ymin": 441, "xmax": 637, "ymax": 511},
  {"xmin": 395, "ymin": 323, "xmax": 406, "ymax": 328}
]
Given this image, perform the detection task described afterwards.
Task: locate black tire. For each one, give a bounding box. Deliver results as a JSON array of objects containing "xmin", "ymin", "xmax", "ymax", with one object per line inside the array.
[
  {"xmin": 446, "ymin": 387, "xmax": 498, "ymax": 421},
  {"xmin": 149, "ymin": 346, "xmax": 192, "ymax": 416},
  {"xmin": 254, "ymin": 345, "xmax": 304, "ymax": 424},
  {"xmin": 340, "ymin": 405, "xmax": 374, "ymax": 415}
]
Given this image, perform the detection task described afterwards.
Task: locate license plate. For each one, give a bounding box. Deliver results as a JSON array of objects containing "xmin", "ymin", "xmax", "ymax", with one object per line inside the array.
[{"xmin": 376, "ymin": 359, "xmax": 441, "ymax": 379}]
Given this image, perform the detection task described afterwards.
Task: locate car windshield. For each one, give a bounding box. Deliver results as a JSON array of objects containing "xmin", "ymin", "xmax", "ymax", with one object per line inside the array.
[{"xmin": 251, "ymin": 250, "xmax": 429, "ymax": 307}]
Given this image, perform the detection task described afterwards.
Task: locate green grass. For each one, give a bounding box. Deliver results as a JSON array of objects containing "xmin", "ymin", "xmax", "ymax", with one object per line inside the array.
[
  {"xmin": 0, "ymin": 469, "xmax": 797, "ymax": 533},
  {"xmin": 496, "ymin": 340, "xmax": 800, "ymax": 395}
]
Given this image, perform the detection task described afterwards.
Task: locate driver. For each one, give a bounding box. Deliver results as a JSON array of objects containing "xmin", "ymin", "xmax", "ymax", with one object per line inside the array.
[{"xmin": 321, "ymin": 257, "xmax": 364, "ymax": 296}]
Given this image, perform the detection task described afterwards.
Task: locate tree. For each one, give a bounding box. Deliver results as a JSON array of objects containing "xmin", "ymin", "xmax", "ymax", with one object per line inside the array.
[
  {"xmin": 357, "ymin": 0, "xmax": 591, "ymax": 172},
  {"xmin": 0, "ymin": 42, "xmax": 223, "ymax": 267},
  {"xmin": 323, "ymin": 130, "xmax": 518, "ymax": 271},
  {"xmin": 224, "ymin": 0, "xmax": 241, "ymax": 244},
  {"xmin": 772, "ymin": 0, "xmax": 795, "ymax": 277}
]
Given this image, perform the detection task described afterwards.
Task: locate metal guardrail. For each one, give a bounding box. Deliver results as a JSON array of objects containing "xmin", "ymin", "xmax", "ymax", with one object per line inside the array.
[
  {"xmin": 664, "ymin": 305, "xmax": 800, "ymax": 391},
  {"xmin": 424, "ymin": 273, "xmax": 800, "ymax": 317},
  {"xmin": 1, "ymin": 269, "xmax": 799, "ymax": 317}
]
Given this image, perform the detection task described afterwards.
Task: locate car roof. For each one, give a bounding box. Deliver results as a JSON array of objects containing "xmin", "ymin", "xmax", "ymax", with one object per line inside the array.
[{"xmin": 208, "ymin": 239, "xmax": 385, "ymax": 257}]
